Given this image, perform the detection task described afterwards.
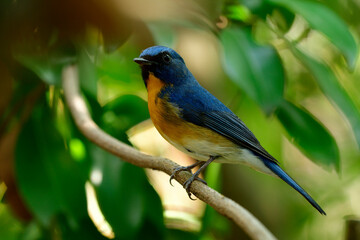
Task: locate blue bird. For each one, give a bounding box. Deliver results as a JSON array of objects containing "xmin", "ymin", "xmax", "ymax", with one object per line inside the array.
[{"xmin": 134, "ymin": 46, "xmax": 326, "ymax": 215}]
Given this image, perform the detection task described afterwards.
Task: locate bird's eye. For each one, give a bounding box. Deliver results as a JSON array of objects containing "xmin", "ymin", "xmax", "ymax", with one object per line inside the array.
[{"xmin": 162, "ymin": 54, "xmax": 171, "ymax": 64}]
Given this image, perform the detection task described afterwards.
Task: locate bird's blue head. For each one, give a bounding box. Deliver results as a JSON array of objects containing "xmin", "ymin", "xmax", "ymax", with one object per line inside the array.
[{"xmin": 134, "ymin": 46, "xmax": 192, "ymax": 86}]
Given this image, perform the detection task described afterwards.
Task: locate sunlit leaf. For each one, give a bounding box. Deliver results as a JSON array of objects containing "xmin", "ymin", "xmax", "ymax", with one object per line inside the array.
[
  {"xmin": 276, "ymin": 100, "xmax": 339, "ymax": 171},
  {"xmin": 268, "ymin": 0, "xmax": 358, "ymax": 68},
  {"xmin": 220, "ymin": 27, "xmax": 284, "ymax": 114},
  {"xmin": 226, "ymin": 5, "xmax": 251, "ymax": 21},
  {"xmin": 293, "ymin": 49, "xmax": 360, "ymax": 148},
  {"xmin": 69, "ymin": 138, "xmax": 86, "ymax": 162}
]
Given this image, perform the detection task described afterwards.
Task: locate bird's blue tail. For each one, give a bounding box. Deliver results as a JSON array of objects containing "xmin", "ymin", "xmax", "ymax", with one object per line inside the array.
[{"xmin": 262, "ymin": 158, "xmax": 326, "ymax": 215}]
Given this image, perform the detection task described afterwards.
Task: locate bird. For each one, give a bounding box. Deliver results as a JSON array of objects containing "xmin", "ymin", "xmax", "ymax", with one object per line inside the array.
[{"xmin": 134, "ymin": 45, "xmax": 326, "ymax": 215}]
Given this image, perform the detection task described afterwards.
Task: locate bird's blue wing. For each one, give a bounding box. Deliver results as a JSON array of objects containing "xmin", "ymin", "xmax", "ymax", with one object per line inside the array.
[
  {"xmin": 184, "ymin": 109, "xmax": 279, "ymax": 164},
  {"xmin": 169, "ymin": 84, "xmax": 278, "ymax": 163},
  {"xmin": 178, "ymin": 95, "xmax": 326, "ymax": 214}
]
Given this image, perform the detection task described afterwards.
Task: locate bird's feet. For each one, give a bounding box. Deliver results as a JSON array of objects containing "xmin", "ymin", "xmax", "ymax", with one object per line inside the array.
[
  {"xmin": 169, "ymin": 156, "xmax": 217, "ymax": 200},
  {"xmin": 183, "ymin": 174, "xmax": 207, "ymax": 200},
  {"xmin": 169, "ymin": 162, "xmax": 207, "ymax": 200},
  {"xmin": 169, "ymin": 162, "xmax": 203, "ymax": 186}
]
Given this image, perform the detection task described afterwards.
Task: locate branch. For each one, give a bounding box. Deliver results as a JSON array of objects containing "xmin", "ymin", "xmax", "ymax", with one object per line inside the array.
[{"xmin": 62, "ymin": 65, "xmax": 277, "ymax": 240}]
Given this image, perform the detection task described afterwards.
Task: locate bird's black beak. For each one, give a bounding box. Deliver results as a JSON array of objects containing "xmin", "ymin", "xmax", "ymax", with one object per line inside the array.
[{"xmin": 133, "ymin": 57, "xmax": 156, "ymax": 66}]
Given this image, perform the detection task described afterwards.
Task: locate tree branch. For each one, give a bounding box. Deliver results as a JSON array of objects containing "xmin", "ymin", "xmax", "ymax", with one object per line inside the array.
[{"xmin": 62, "ymin": 65, "xmax": 277, "ymax": 240}]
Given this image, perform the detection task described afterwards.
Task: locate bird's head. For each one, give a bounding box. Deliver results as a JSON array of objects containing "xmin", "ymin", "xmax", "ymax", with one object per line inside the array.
[{"xmin": 134, "ymin": 46, "xmax": 191, "ymax": 86}]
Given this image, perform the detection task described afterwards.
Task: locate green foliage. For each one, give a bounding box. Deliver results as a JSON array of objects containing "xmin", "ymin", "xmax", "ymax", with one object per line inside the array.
[
  {"xmin": 221, "ymin": 27, "xmax": 284, "ymax": 114},
  {"xmin": 16, "ymin": 98, "xmax": 88, "ymax": 225},
  {"xmin": 294, "ymin": 49, "xmax": 360, "ymax": 148},
  {"xmin": 0, "ymin": 0, "xmax": 359, "ymax": 239},
  {"xmin": 276, "ymin": 100, "xmax": 339, "ymax": 170},
  {"xmin": 268, "ymin": 0, "xmax": 358, "ymax": 68}
]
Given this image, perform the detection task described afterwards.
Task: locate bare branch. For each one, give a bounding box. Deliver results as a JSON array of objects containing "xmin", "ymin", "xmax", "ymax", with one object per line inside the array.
[{"xmin": 62, "ymin": 65, "xmax": 277, "ymax": 240}]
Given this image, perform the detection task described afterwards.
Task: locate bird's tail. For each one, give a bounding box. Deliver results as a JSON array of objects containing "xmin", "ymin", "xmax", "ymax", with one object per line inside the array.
[{"xmin": 262, "ymin": 159, "xmax": 326, "ymax": 215}]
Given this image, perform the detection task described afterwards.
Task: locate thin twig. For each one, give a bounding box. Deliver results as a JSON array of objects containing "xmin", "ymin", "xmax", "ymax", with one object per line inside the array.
[{"xmin": 62, "ymin": 65, "xmax": 277, "ymax": 240}]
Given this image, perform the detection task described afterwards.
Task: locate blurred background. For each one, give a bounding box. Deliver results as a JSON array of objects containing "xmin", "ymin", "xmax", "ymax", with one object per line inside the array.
[{"xmin": 0, "ymin": 0, "xmax": 360, "ymax": 239}]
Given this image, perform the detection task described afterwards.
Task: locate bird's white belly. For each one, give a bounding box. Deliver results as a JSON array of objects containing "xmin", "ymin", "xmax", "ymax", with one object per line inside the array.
[{"xmin": 164, "ymin": 136, "xmax": 274, "ymax": 176}]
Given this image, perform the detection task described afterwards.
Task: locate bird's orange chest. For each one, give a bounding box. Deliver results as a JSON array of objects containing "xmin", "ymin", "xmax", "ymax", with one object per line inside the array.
[
  {"xmin": 145, "ymin": 73, "xmax": 237, "ymax": 156},
  {"xmin": 146, "ymin": 73, "xmax": 168, "ymax": 126},
  {"xmin": 146, "ymin": 73, "xmax": 187, "ymax": 143}
]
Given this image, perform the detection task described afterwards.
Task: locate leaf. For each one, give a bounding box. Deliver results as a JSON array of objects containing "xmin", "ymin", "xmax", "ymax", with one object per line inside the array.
[
  {"xmin": 276, "ymin": 100, "xmax": 339, "ymax": 171},
  {"xmin": 95, "ymin": 46, "xmax": 146, "ymax": 101},
  {"xmin": 267, "ymin": 0, "xmax": 358, "ymax": 68},
  {"xmin": 147, "ymin": 22, "xmax": 176, "ymax": 47},
  {"xmin": 89, "ymin": 93, "xmax": 161, "ymax": 239},
  {"xmin": 139, "ymin": 183, "xmax": 165, "ymax": 240},
  {"xmin": 15, "ymin": 98, "xmax": 88, "ymax": 226},
  {"xmin": 14, "ymin": 46, "xmax": 76, "ymax": 86},
  {"xmin": 293, "ymin": 49, "xmax": 360, "ymax": 148},
  {"xmin": 78, "ymin": 48, "xmax": 98, "ymax": 98},
  {"xmin": 0, "ymin": 202, "xmax": 24, "ymax": 240},
  {"xmin": 15, "ymin": 55, "xmax": 64, "ymax": 86},
  {"xmin": 89, "ymin": 145, "xmax": 164, "ymax": 239},
  {"xmin": 101, "ymin": 16, "xmax": 132, "ymax": 53},
  {"xmin": 220, "ymin": 27, "xmax": 284, "ymax": 114},
  {"xmin": 225, "ymin": 5, "xmax": 251, "ymax": 22},
  {"xmin": 56, "ymin": 210, "xmax": 110, "ymax": 240},
  {"xmin": 102, "ymin": 95, "xmax": 149, "ymax": 142},
  {"xmin": 89, "ymin": 146, "xmax": 146, "ymax": 239},
  {"xmin": 238, "ymin": 0, "xmax": 271, "ymax": 18}
]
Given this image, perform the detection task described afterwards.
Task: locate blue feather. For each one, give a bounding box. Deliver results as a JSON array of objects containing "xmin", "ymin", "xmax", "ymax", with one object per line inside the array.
[
  {"xmin": 261, "ymin": 157, "xmax": 326, "ymax": 215},
  {"xmin": 135, "ymin": 46, "xmax": 326, "ymax": 215}
]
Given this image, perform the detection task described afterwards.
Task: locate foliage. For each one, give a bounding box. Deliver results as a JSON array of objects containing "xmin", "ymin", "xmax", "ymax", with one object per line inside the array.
[{"xmin": 0, "ymin": 0, "xmax": 359, "ymax": 239}]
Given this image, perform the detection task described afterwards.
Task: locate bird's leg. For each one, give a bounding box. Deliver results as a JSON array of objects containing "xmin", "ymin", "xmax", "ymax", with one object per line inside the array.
[
  {"xmin": 169, "ymin": 161, "xmax": 205, "ymax": 186},
  {"xmin": 183, "ymin": 155, "xmax": 218, "ymax": 200}
]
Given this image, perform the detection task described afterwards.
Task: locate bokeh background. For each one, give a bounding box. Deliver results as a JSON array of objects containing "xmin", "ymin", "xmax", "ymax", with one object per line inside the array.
[{"xmin": 0, "ymin": 0, "xmax": 360, "ymax": 239}]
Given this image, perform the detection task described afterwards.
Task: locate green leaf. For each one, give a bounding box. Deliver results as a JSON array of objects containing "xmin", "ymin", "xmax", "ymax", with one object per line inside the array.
[
  {"xmin": 238, "ymin": 0, "xmax": 272, "ymax": 18},
  {"xmin": 293, "ymin": 49, "xmax": 360, "ymax": 148},
  {"xmin": 96, "ymin": 46, "xmax": 146, "ymax": 101},
  {"xmin": 147, "ymin": 22, "xmax": 176, "ymax": 47},
  {"xmin": 102, "ymin": 95, "xmax": 149, "ymax": 142},
  {"xmin": 0, "ymin": 202, "xmax": 23, "ymax": 240},
  {"xmin": 15, "ymin": 98, "xmax": 88, "ymax": 226},
  {"xmin": 267, "ymin": 0, "xmax": 358, "ymax": 68},
  {"xmin": 78, "ymin": 48, "xmax": 98, "ymax": 98},
  {"xmin": 101, "ymin": 16, "xmax": 132, "ymax": 53},
  {"xmin": 89, "ymin": 145, "xmax": 164, "ymax": 239},
  {"xmin": 140, "ymin": 184, "xmax": 165, "ymax": 240},
  {"xmin": 14, "ymin": 45, "xmax": 76, "ymax": 86},
  {"xmin": 15, "ymin": 54, "xmax": 72, "ymax": 86},
  {"xmin": 88, "ymin": 92, "xmax": 163, "ymax": 239},
  {"xmin": 90, "ymin": 147, "xmax": 146, "ymax": 239},
  {"xmin": 220, "ymin": 27, "xmax": 284, "ymax": 114},
  {"xmin": 276, "ymin": 100, "xmax": 339, "ymax": 171},
  {"xmin": 226, "ymin": 5, "xmax": 251, "ymax": 21},
  {"xmin": 56, "ymin": 212, "xmax": 109, "ymax": 240}
]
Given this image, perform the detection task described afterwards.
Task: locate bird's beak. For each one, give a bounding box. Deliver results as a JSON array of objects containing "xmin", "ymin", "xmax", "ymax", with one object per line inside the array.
[{"xmin": 133, "ymin": 57, "xmax": 156, "ymax": 66}]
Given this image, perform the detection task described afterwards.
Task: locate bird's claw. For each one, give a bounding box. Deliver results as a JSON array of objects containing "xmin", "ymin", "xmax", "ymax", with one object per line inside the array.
[
  {"xmin": 169, "ymin": 166, "xmax": 192, "ymax": 186},
  {"xmin": 183, "ymin": 175, "xmax": 207, "ymax": 200},
  {"xmin": 168, "ymin": 161, "xmax": 208, "ymax": 200}
]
